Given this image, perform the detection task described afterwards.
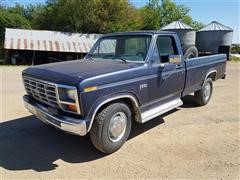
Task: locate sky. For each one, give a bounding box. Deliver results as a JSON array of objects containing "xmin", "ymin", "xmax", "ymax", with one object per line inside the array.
[{"xmin": 3, "ymin": 0, "xmax": 240, "ymax": 43}]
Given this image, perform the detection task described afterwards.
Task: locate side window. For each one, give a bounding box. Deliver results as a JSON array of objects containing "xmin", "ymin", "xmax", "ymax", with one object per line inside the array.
[{"xmin": 152, "ymin": 36, "xmax": 178, "ymax": 64}]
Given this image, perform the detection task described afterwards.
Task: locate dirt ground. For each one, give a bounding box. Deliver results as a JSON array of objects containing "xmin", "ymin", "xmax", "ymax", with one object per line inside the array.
[{"xmin": 0, "ymin": 62, "xmax": 239, "ymax": 179}]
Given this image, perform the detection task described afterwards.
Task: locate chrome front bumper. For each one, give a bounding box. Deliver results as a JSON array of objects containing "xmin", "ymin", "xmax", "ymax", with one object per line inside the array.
[{"xmin": 23, "ymin": 95, "xmax": 87, "ymax": 136}]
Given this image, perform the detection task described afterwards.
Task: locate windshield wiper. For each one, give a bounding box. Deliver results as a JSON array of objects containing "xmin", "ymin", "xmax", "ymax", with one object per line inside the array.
[
  {"xmin": 119, "ymin": 58, "xmax": 127, "ymax": 63},
  {"xmin": 113, "ymin": 56, "xmax": 127, "ymax": 63}
]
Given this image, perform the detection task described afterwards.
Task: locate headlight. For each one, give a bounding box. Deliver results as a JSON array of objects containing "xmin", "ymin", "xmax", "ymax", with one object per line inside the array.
[
  {"xmin": 66, "ymin": 89, "xmax": 76, "ymax": 101},
  {"xmin": 58, "ymin": 87, "xmax": 77, "ymax": 103},
  {"xmin": 56, "ymin": 85, "xmax": 80, "ymax": 114}
]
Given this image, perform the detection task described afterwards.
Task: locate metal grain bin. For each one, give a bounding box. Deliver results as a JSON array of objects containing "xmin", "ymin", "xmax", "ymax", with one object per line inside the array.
[
  {"xmin": 161, "ymin": 20, "xmax": 196, "ymax": 51},
  {"xmin": 196, "ymin": 21, "xmax": 233, "ymax": 55}
]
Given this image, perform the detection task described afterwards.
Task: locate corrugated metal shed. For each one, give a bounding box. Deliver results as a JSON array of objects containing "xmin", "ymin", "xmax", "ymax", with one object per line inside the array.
[
  {"xmin": 198, "ymin": 21, "xmax": 233, "ymax": 31},
  {"xmin": 196, "ymin": 21, "xmax": 233, "ymax": 58},
  {"xmin": 161, "ymin": 20, "xmax": 193, "ymax": 30},
  {"xmin": 4, "ymin": 28, "xmax": 101, "ymax": 53},
  {"xmin": 160, "ymin": 20, "xmax": 196, "ymax": 52}
]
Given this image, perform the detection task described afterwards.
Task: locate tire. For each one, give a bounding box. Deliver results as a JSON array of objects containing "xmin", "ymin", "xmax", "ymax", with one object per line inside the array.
[
  {"xmin": 194, "ymin": 78, "xmax": 213, "ymax": 106},
  {"xmin": 184, "ymin": 46, "xmax": 198, "ymax": 59},
  {"xmin": 90, "ymin": 102, "xmax": 132, "ymax": 154}
]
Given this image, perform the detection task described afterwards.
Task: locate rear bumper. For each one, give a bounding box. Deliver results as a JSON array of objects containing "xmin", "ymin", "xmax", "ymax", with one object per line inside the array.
[{"xmin": 23, "ymin": 95, "xmax": 87, "ymax": 136}]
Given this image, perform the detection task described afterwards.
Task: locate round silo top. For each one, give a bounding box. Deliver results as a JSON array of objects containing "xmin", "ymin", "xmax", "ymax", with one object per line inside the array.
[
  {"xmin": 198, "ymin": 21, "xmax": 233, "ymax": 32},
  {"xmin": 161, "ymin": 20, "xmax": 194, "ymax": 30}
]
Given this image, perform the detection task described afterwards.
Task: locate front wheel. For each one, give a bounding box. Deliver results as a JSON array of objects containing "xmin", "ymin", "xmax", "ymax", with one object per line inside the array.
[
  {"xmin": 194, "ymin": 78, "xmax": 213, "ymax": 106},
  {"xmin": 90, "ymin": 102, "xmax": 132, "ymax": 154}
]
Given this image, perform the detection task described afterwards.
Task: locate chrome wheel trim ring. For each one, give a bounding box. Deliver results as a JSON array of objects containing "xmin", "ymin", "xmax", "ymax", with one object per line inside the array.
[
  {"xmin": 108, "ymin": 112, "xmax": 127, "ymax": 142},
  {"xmin": 203, "ymin": 82, "xmax": 211, "ymax": 101}
]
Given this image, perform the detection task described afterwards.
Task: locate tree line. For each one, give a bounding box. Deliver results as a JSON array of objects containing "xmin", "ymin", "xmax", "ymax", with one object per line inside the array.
[
  {"xmin": 0, "ymin": 0, "xmax": 204, "ymax": 47},
  {"xmin": 0, "ymin": 0, "xmax": 204, "ymax": 35}
]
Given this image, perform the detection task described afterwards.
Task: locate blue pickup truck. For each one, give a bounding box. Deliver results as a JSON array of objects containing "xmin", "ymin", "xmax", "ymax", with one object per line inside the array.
[{"xmin": 22, "ymin": 31, "xmax": 226, "ymax": 153}]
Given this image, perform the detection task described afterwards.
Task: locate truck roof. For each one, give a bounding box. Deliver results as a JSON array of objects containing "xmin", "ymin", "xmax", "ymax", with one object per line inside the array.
[{"xmin": 102, "ymin": 31, "xmax": 176, "ymax": 37}]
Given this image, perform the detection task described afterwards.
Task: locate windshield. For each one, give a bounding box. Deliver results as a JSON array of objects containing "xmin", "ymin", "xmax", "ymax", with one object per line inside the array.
[{"xmin": 87, "ymin": 35, "xmax": 152, "ymax": 62}]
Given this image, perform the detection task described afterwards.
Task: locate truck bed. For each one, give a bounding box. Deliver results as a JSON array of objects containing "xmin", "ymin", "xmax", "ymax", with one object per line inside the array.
[{"xmin": 183, "ymin": 54, "xmax": 227, "ymax": 96}]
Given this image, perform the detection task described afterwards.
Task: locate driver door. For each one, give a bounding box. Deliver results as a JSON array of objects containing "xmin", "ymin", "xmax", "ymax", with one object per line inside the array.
[{"xmin": 146, "ymin": 35, "xmax": 185, "ymax": 110}]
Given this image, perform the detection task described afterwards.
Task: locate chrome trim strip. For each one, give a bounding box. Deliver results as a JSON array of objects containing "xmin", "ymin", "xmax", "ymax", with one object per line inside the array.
[
  {"xmin": 141, "ymin": 98, "xmax": 183, "ymax": 123},
  {"xmin": 205, "ymin": 70, "xmax": 217, "ymax": 82},
  {"xmin": 186, "ymin": 60, "xmax": 224, "ymax": 70},
  {"xmin": 97, "ymin": 66, "xmax": 183, "ymax": 90},
  {"xmin": 98, "ymin": 74, "xmax": 157, "ymax": 89},
  {"xmin": 87, "ymin": 95, "xmax": 139, "ymax": 132},
  {"xmin": 186, "ymin": 54, "xmax": 226, "ymax": 62}
]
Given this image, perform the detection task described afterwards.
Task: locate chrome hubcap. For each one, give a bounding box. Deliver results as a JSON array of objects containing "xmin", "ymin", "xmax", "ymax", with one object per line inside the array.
[
  {"xmin": 203, "ymin": 83, "xmax": 211, "ymax": 100},
  {"xmin": 108, "ymin": 112, "xmax": 127, "ymax": 142}
]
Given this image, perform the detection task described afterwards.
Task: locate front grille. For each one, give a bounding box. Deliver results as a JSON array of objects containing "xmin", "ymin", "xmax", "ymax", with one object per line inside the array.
[{"xmin": 23, "ymin": 76, "xmax": 58, "ymax": 107}]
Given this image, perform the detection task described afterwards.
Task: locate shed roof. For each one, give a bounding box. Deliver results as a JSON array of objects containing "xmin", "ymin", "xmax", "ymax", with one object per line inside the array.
[
  {"xmin": 4, "ymin": 28, "xmax": 101, "ymax": 53},
  {"xmin": 161, "ymin": 20, "xmax": 194, "ymax": 30},
  {"xmin": 198, "ymin": 21, "xmax": 233, "ymax": 31}
]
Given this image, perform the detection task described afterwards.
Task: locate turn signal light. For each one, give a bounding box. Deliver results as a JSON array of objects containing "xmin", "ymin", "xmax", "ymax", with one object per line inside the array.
[
  {"xmin": 66, "ymin": 104, "xmax": 77, "ymax": 112},
  {"xmin": 84, "ymin": 86, "xmax": 97, "ymax": 92}
]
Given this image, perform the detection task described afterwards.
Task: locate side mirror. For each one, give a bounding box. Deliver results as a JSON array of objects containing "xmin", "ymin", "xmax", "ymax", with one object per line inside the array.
[
  {"xmin": 168, "ymin": 55, "xmax": 182, "ymax": 65},
  {"xmin": 160, "ymin": 63, "xmax": 176, "ymax": 71}
]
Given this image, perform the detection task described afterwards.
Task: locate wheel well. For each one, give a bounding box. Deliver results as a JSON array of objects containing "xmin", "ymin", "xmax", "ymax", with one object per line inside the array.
[
  {"xmin": 207, "ymin": 71, "xmax": 217, "ymax": 81},
  {"xmin": 96, "ymin": 98, "xmax": 141, "ymax": 123},
  {"xmin": 120, "ymin": 98, "xmax": 141, "ymax": 122}
]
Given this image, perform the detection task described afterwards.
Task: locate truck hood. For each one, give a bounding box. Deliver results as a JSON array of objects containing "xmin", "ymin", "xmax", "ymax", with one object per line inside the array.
[{"xmin": 22, "ymin": 59, "xmax": 142, "ymax": 85}]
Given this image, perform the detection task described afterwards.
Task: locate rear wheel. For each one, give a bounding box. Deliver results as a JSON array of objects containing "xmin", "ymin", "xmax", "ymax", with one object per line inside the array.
[
  {"xmin": 195, "ymin": 78, "xmax": 213, "ymax": 106},
  {"xmin": 90, "ymin": 102, "xmax": 132, "ymax": 154}
]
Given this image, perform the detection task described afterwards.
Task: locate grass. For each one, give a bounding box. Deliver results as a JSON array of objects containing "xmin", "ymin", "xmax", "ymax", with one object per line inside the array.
[{"xmin": 230, "ymin": 55, "xmax": 240, "ymax": 62}]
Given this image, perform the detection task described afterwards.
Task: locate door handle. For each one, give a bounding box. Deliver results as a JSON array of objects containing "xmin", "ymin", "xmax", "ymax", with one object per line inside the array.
[{"xmin": 176, "ymin": 64, "xmax": 183, "ymax": 69}]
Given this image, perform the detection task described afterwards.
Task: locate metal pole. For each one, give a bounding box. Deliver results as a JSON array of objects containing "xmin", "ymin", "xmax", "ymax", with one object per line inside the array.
[{"xmin": 32, "ymin": 51, "xmax": 35, "ymax": 66}]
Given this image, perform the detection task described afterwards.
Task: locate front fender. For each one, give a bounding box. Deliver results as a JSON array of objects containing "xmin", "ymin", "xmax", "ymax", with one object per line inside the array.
[{"xmin": 86, "ymin": 92, "xmax": 140, "ymax": 132}]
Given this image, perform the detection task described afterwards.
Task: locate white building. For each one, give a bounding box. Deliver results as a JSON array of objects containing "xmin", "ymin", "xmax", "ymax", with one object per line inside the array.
[{"xmin": 4, "ymin": 28, "xmax": 101, "ymax": 65}]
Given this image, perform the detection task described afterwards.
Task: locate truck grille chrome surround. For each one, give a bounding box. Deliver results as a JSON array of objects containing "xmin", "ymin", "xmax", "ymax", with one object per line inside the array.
[{"xmin": 23, "ymin": 76, "xmax": 58, "ymax": 107}]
